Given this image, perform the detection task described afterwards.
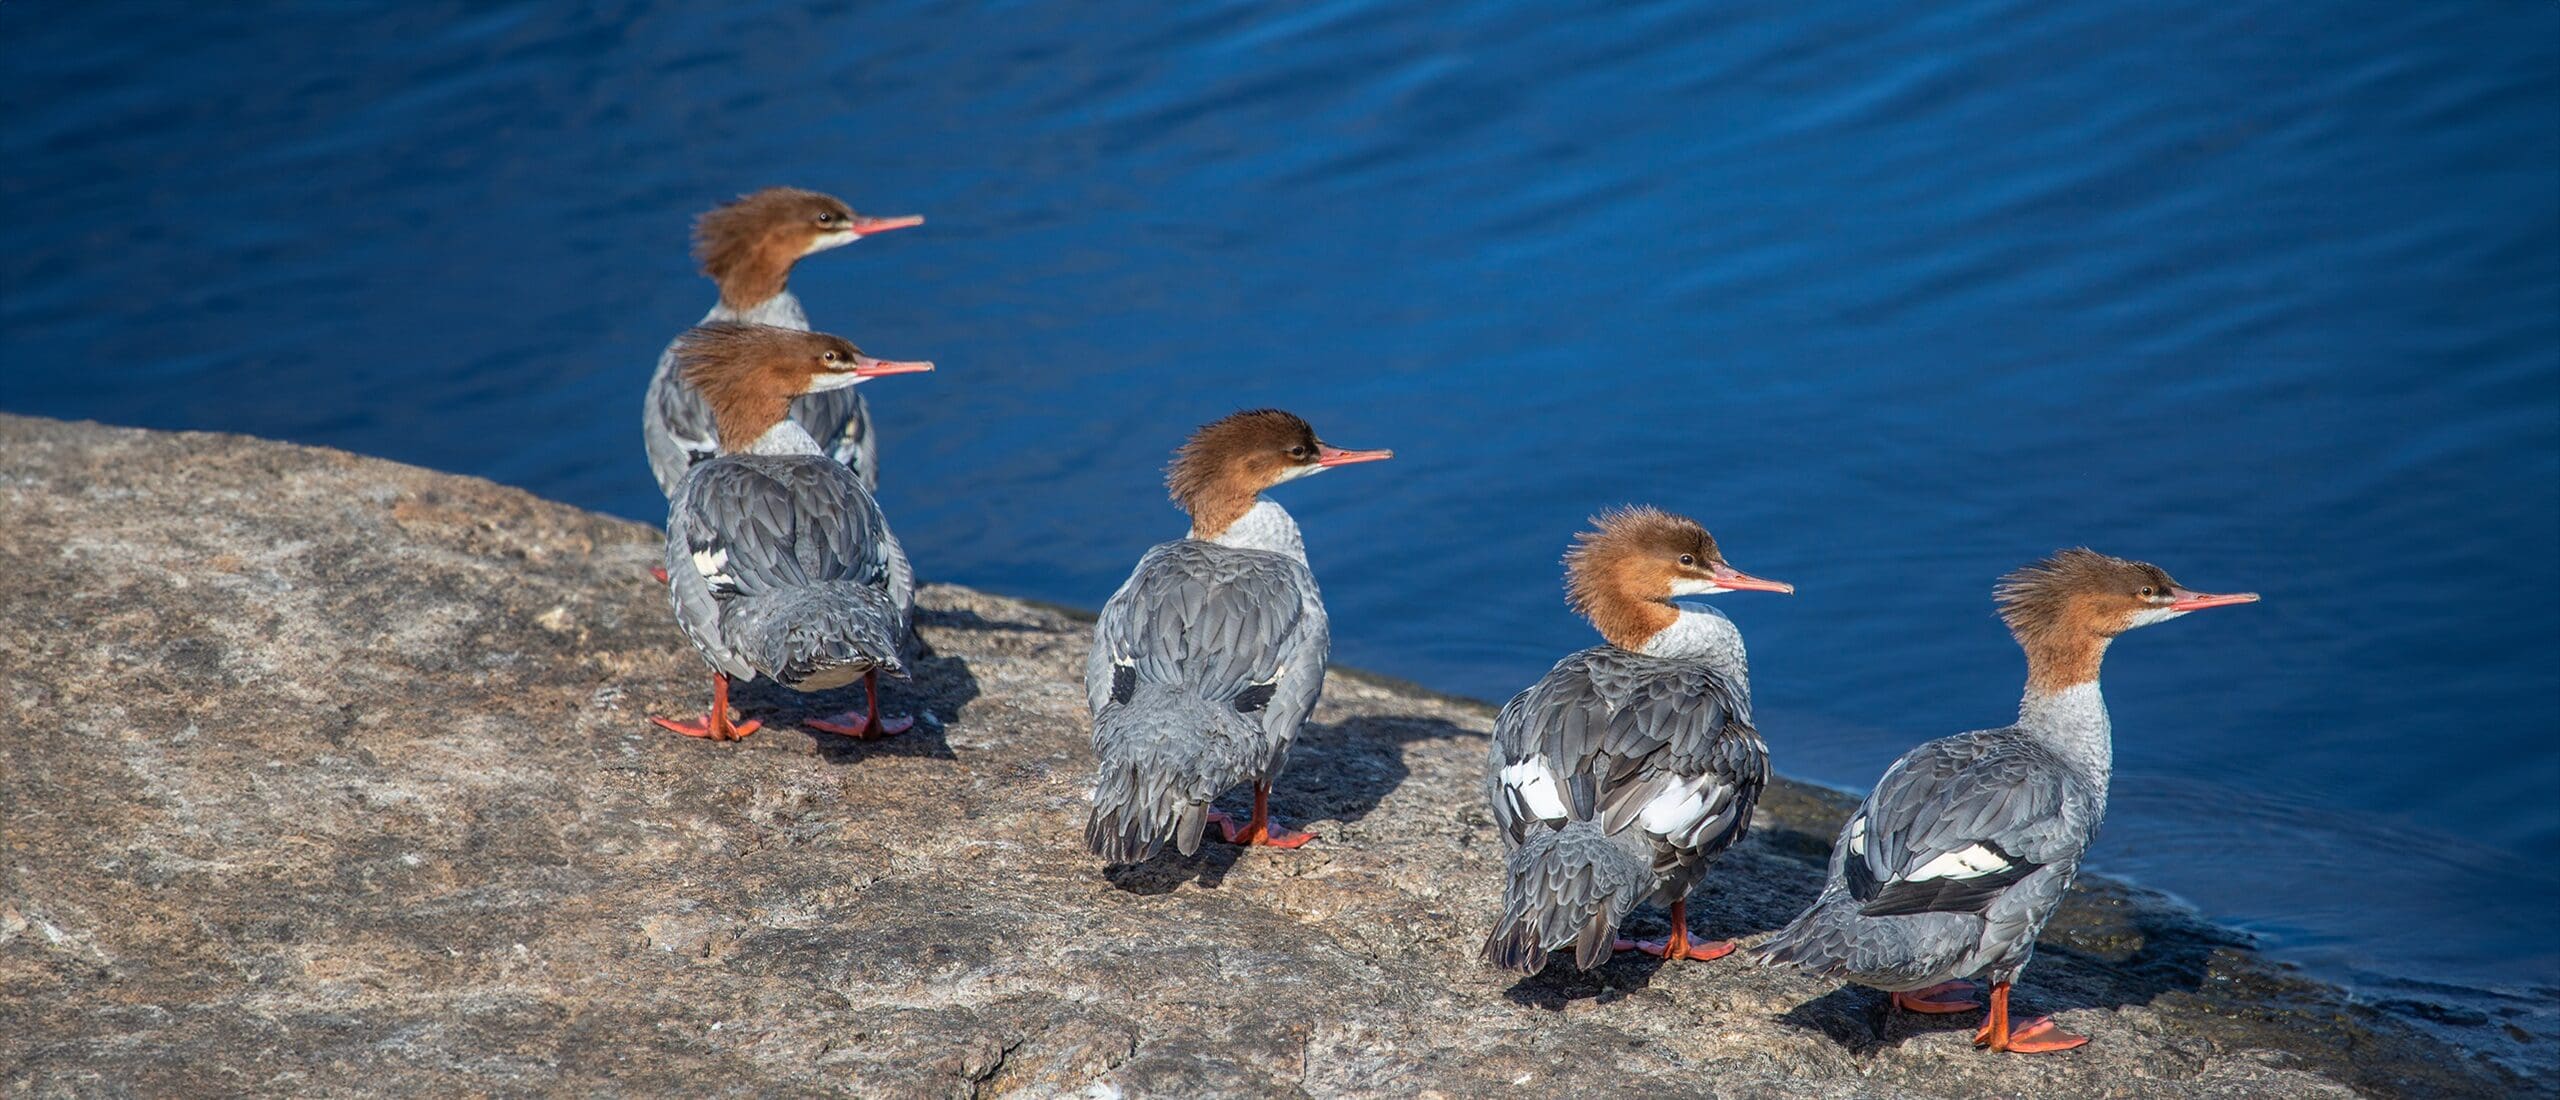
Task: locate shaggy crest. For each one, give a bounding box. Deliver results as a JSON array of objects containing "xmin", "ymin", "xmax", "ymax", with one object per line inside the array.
[
  {"xmin": 1995, "ymin": 549, "xmax": 2178, "ymax": 641},
  {"xmin": 675, "ymin": 322, "xmax": 865, "ymax": 450},
  {"xmin": 1995, "ymin": 548, "xmax": 2180, "ymax": 692},
  {"xmin": 1165, "ymin": 409, "xmax": 1325, "ymax": 537},
  {"xmin": 691, "ymin": 187, "xmax": 858, "ymax": 308},
  {"xmin": 1563, "ymin": 506, "xmax": 1720, "ymax": 650}
]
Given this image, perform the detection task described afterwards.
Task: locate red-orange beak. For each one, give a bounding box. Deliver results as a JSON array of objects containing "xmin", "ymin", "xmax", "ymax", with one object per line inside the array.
[
  {"xmin": 849, "ymin": 214, "xmax": 924, "ymax": 236},
  {"xmin": 1314, "ymin": 445, "xmax": 1394, "ymax": 468},
  {"xmin": 1711, "ymin": 562, "xmax": 1794, "ymax": 595},
  {"xmin": 2167, "ymin": 586, "xmax": 2259, "ymax": 612},
  {"xmin": 851, "ymin": 355, "xmax": 934, "ymax": 378}
]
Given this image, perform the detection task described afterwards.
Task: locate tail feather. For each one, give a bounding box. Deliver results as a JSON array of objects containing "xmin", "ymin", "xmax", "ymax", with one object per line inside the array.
[
  {"xmin": 1086, "ymin": 685, "xmax": 1258, "ymax": 863},
  {"xmin": 1480, "ymin": 821, "xmax": 1648, "ymax": 975},
  {"xmin": 723, "ymin": 582, "xmax": 906, "ymax": 688},
  {"xmin": 1754, "ymin": 904, "xmax": 1849, "ymax": 975},
  {"xmin": 1758, "ymin": 886, "xmax": 1976, "ymax": 990}
]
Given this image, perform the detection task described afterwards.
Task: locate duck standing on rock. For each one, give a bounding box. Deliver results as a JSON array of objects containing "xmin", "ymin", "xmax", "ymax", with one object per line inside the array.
[
  {"xmin": 651, "ymin": 322, "xmax": 934, "ymax": 742},
  {"xmin": 1482, "ymin": 507, "xmax": 1791, "ymax": 974},
  {"xmin": 1083, "ymin": 410, "xmax": 1392, "ymax": 863},
  {"xmin": 1758, "ymin": 549, "xmax": 2257, "ymax": 1053},
  {"xmin": 642, "ymin": 187, "xmax": 922, "ymax": 499}
]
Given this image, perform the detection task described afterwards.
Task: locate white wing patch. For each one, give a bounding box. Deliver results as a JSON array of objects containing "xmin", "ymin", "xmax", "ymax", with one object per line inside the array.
[
  {"xmin": 1906, "ymin": 843, "xmax": 2013, "ymax": 882},
  {"xmin": 690, "ymin": 546, "xmax": 734, "ymax": 588},
  {"xmin": 1846, "ymin": 815, "xmax": 1868, "ymax": 857},
  {"xmin": 1637, "ymin": 775, "xmax": 1715, "ymax": 837},
  {"xmin": 1501, "ymin": 756, "xmax": 1569, "ymax": 821}
]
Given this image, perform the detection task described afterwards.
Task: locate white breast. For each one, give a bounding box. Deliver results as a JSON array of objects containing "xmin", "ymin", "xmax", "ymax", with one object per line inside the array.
[{"xmin": 1208, "ymin": 499, "xmax": 1308, "ymax": 562}]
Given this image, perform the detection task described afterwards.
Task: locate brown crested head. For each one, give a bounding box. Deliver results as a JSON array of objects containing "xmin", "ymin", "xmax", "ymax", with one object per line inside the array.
[
  {"xmin": 692, "ymin": 187, "xmax": 920, "ymax": 309},
  {"xmin": 1996, "ymin": 548, "xmax": 2259, "ymax": 692},
  {"xmin": 1564, "ymin": 506, "xmax": 1791, "ymax": 650},
  {"xmin": 1164, "ymin": 409, "xmax": 1392, "ymax": 538},
  {"xmin": 675, "ymin": 322, "xmax": 932, "ymax": 450}
]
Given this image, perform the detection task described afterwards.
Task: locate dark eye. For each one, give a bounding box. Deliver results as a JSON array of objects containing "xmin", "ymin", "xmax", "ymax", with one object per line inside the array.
[
  {"xmin": 2137, "ymin": 586, "xmax": 2155, "ymax": 599},
  {"xmin": 1286, "ymin": 445, "xmax": 1310, "ymax": 459},
  {"xmin": 1678, "ymin": 554, "xmax": 1696, "ymax": 566},
  {"xmin": 820, "ymin": 350, "xmax": 840, "ymax": 364},
  {"xmin": 816, "ymin": 211, "xmax": 839, "ymax": 225}
]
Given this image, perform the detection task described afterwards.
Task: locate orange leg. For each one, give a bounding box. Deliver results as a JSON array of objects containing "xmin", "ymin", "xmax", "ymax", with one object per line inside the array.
[
  {"xmin": 1973, "ymin": 981, "xmax": 2088, "ymax": 1053},
  {"xmin": 652, "ymin": 672, "xmax": 762, "ymax": 742},
  {"xmin": 1892, "ymin": 981, "xmax": 1983, "ymax": 1014},
  {"xmin": 649, "ymin": 564, "xmax": 671, "ymax": 584},
  {"xmin": 806, "ymin": 670, "xmax": 913, "ymax": 739},
  {"xmin": 1206, "ymin": 783, "xmax": 1316, "ymax": 848},
  {"xmin": 1611, "ymin": 898, "xmax": 1737, "ymax": 963}
]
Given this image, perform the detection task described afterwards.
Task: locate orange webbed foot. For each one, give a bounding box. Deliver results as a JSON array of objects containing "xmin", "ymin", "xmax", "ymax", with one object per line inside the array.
[
  {"xmin": 1610, "ymin": 935, "xmax": 1736, "ymax": 963},
  {"xmin": 1609, "ymin": 901, "xmax": 1730, "ymax": 964},
  {"xmin": 1205, "ymin": 810, "xmax": 1316, "ymax": 848},
  {"xmin": 651, "ymin": 713, "xmax": 760, "ymax": 742},
  {"xmin": 1989, "ymin": 1016, "xmax": 2089, "ymax": 1053},
  {"xmin": 649, "ymin": 565, "xmax": 671, "ymax": 584}
]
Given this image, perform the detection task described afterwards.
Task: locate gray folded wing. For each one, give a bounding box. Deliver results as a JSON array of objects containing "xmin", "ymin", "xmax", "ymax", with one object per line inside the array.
[
  {"xmin": 1489, "ymin": 646, "xmax": 1765, "ymax": 864},
  {"xmin": 664, "ymin": 454, "xmax": 908, "ymax": 686},
  {"xmin": 643, "ymin": 343, "xmax": 722, "ymax": 499},
  {"xmin": 793, "ymin": 386, "xmax": 876, "ymax": 492},
  {"xmin": 1087, "ymin": 540, "xmax": 1329, "ymax": 764},
  {"xmin": 1837, "ymin": 730, "xmax": 2095, "ymax": 918}
]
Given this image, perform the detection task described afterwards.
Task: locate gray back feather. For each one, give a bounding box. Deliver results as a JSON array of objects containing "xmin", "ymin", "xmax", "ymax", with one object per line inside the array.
[
  {"xmin": 1086, "ymin": 540, "xmax": 1329, "ymax": 777},
  {"xmin": 1081, "ymin": 539, "xmax": 1329, "ymax": 862},
  {"xmin": 1487, "ymin": 646, "xmax": 1767, "ymax": 870},
  {"xmin": 1835, "ymin": 728, "xmax": 2096, "ymax": 918},
  {"xmin": 663, "ymin": 453, "xmax": 910, "ymax": 687}
]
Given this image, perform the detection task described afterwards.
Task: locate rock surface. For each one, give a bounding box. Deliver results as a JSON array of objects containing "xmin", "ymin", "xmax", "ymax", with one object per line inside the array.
[{"xmin": 0, "ymin": 414, "xmax": 2535, "ymax": 1098}]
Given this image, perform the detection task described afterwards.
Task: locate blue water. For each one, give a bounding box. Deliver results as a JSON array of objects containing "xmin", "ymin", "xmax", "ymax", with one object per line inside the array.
[{"xmin": 5, "ymin": 0, "xmax": 2555, "ymax": 1038}]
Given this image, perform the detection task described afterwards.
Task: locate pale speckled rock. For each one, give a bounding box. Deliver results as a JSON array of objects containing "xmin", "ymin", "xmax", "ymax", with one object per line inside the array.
[{"xmin": 0, "ymin": 415, "xmax": 2535, "ymax": 1098}]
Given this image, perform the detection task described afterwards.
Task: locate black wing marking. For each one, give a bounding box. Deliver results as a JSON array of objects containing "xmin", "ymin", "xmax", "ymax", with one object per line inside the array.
[
  {"xmin": 1842, "ymin": 731, "xmax": 2084, "ymax": 918},
  {"xmin": 1110, "ymin": 662, "xmax": 1138, "ymax": 705}
]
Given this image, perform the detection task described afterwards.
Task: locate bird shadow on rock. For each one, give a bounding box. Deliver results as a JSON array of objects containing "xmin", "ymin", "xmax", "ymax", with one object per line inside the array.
[
  {"xmin": 1769, "ymin": 890, "xmax": 2239, "ymax": 1053},
  {"xmin": 1101, "ymin": 837, "xmax": 1246, "ymax": 894},
  {"xmin": 1499, "ymin": 952, "xmax": 1672, "ymax": 1010},
  {"xmin": 1105, "ymin": 714, "xmax": 1477, "ymax": 896},
  {"xmin": 1267, "ymin": 714, "xmax": 1478, "ymax": 832},
  {"xmin": 732, "ymin": 650, "xmax": 981, "ymax": 764},
  {"xmin": 1497, "ymin": 844, "xmax": 1818, "ymax": 1009}
]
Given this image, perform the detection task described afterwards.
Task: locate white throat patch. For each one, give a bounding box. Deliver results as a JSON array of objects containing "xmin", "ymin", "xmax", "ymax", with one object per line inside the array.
[
  {"xmin": 803, "ymin": 370, "xmax": 863, "ymax": 394},
  {"xmin": 2124, "ymin": 606, "xmax": 2189, "ymax": 629},
  {"xmin": 803, "ymin": 229, "xmax": 861, "ymax": 256}
]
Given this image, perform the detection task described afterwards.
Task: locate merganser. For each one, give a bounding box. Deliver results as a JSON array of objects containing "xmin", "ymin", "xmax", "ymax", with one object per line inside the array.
[
  {"xmin": 1758, "ymin": 549, "xmax": 2258, "ymax": 1053},
  {"xmin": 1482, "ymin": 507, "xmax": 1792, "ymax": 974},
  {"xmin": 1083, "ymin": 409, "xmax": 1392, "ymax": 863},
  {"xmin": 652, "ymin": 322, "xmax": 934, "ymax": 742},
  {"xmin": 642, "ymin": 187, "xmax": 921, "ymax": 499}
]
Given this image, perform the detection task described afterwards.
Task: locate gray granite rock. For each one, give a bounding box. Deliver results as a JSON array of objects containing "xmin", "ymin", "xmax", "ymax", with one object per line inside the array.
[{"xmin": 0, "ymin": 415, "xmax": 2532, "ymax": 1098}]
